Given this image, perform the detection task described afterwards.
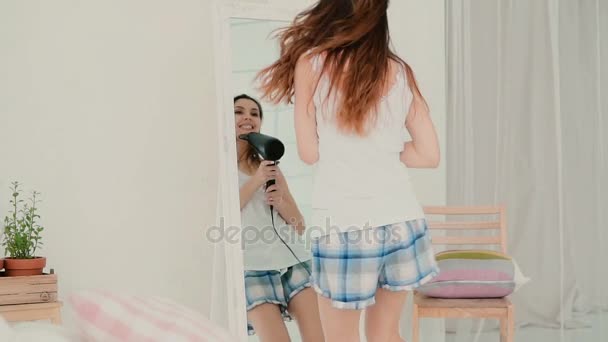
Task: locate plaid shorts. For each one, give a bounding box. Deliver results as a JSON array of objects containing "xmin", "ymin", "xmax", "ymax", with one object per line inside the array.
[
  {"xmin": 311, "ymin": 218, "xmax": 439, "ymax": 309},
  {"xmin": 244, "ymin": 260, "xmax": 312, "ymax": 335}
]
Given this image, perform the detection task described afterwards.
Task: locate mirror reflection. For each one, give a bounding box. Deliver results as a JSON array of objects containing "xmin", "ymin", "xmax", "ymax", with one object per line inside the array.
[{"xmin": 231, "ymin": 18, "xmax": 322, "ymax": 342}]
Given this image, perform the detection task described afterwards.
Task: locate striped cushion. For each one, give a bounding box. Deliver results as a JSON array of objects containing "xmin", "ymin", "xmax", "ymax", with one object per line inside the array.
[
  {"xmin": 69, "ymin": 290, "xmax": 235, "ymax": 342},
  {"xmin": 417, "ymin": 250, "xmax": 520, "ymax": 299}
]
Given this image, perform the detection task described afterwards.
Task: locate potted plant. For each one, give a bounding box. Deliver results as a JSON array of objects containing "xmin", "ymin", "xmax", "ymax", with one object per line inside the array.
[{"xmin": 1, "ymin": 181, "xmax": 46, "ymax": 276}]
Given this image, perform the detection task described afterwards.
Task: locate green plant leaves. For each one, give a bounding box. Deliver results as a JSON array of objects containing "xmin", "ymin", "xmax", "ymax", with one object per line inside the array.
[{"xmin": 1, "ymin": 182, "xmax": 44, "ymax": 259}]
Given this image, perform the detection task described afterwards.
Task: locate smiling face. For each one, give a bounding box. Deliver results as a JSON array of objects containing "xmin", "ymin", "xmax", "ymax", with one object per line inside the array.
[{"xmin": 234, "ymin": 98, "xmax": 262, "ymax": 138}]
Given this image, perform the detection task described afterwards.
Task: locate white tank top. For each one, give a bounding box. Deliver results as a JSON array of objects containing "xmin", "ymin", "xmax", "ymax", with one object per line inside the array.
[
  {"xmin": 239, "ymin": 171, "xmax": 311, "ymax": 271},
  {"xmin": 308, "ymin": 54, "xmax": 425, "ymax": 238}
]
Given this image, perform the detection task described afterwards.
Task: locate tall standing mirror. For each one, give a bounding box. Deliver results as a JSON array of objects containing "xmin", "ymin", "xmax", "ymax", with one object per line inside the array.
[
  {"xmin": 212, "ymin": 2, "xmax": 319, "ymax": 341},
  {"xmin": 230, "ymin": 17, "xmax": 321, "ymax": 342}
]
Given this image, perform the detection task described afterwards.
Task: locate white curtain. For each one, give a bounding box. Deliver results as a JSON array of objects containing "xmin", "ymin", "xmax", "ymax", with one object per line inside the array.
[{"xmin": 447, "ymin": 0, "xmax": 607, "ymax": 333}]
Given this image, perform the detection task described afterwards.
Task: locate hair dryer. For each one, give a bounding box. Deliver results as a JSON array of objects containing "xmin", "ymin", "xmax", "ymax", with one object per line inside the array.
[{"xmin": 238, "ymin": 132, "xmax": 285, "ymax": 191}]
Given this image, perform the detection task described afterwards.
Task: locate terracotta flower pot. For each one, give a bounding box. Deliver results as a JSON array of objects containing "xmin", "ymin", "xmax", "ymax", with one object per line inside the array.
[
  {"xmin": 0, "ymin": 258, "xmax": 3, "ymax": 271},
  {"xmin": 4, "ymin": 257, "xmax": 46, "ymax": 276}
]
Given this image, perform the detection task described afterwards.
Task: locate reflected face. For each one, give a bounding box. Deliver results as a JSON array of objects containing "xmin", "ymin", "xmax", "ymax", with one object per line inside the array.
[{"xmin": 234, "ymin": 98, "xmax": 262, "ymax": 137}]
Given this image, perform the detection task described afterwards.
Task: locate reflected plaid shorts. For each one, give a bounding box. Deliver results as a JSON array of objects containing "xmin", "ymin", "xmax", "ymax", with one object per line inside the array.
[
  {"xmin": 244, "ymin": 260, "xmax": 312, "ymax": 335},
  {"xmin": 310, "ymin": 219, "xmax": 439, "ymax": 310}
]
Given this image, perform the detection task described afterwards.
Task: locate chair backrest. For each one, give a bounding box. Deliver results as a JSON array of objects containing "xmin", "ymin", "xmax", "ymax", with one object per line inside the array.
[{"xmin": 423, "ymin": 205, "xmax": 507, "ymax": 254}]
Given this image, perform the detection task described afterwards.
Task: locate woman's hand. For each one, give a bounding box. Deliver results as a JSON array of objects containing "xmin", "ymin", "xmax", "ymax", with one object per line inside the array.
[
  {"xmin": 400, "ymin": 94, "xmax": 440, "ymax": 168},
  {"xmin": 264, "ymin": 166, "xmax": 287, "ymax": 206},
  {"xmin": 240, "ymin": 161, "xmax": 280, "ymax": 210},
  {"xmin": 264, "ymin": 183, "xmax": 285, "ymax": 207},
  {"xmin": 252, "ymin": 161, "xmax": 279, "ymax": 188},
  {"xmin": 264, "ymin": 167, "xmax": 306, "ymax": 234}
]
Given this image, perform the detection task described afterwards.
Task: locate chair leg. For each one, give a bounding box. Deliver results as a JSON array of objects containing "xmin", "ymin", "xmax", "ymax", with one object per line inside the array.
[
  {"xmin": 507, "ymin": 305, "xmax": 514, "ymax": 342},
  {"xmin": 500, "ymin": 317, "xmax": 507, "ymax": 342},
  {"xmin": 412, "ymin": 304, "xmax": 420, "ymax": 342},
  {"xmin": 500, "ymin": 306, "xmax": 514, "ymax": 342}
]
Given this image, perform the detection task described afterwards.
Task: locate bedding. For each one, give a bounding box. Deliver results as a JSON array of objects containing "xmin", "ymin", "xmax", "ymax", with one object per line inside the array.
[{"xmin": 69, "ymin": 290, "xmax": 235, "ymax": 342}]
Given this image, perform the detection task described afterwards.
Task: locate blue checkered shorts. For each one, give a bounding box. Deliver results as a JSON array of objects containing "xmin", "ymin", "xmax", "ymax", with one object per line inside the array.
[
  {"xmin": 310, "ymin": 219, "xmax": 439, "ymax": 309},
  {"xmin": 244, "ymin": 260, "xmax": 312, "ymax": 335}
]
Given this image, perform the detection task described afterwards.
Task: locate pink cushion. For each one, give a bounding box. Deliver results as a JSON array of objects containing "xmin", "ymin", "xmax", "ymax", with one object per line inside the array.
[
  {"xmin": 416, "ymin": 250, "xmax": 529, "ymax": 299},
  {"xmin": 69, "ymin": 290, "xmax": 235, "ymax": 342},
  {"xmin": 417, "ymin": 283, "xmax": 515, "ymax": 299}
]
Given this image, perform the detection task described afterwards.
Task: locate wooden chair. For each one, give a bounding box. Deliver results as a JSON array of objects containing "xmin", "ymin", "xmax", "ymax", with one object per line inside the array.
[{"xmin": 412, "ymin": 205, "xmax": 514, "ymax": 342}]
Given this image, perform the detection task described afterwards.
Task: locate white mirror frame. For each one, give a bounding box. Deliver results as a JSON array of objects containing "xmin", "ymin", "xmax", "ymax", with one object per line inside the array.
[{"xmin": 211, "ymin": 1, "xmax": 314, "ymax": 340}]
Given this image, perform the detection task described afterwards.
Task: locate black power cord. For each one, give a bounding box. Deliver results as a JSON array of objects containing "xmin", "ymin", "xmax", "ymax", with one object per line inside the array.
[{"xmin": 267, "ymin": 185, "xmax": 311, "ymax": 277}]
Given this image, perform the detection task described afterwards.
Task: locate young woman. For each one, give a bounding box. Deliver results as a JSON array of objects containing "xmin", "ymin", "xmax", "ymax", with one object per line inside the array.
[
  {"xmin": 257, "ymin": 1, "xmax": 441, "ymax": 341},
  {"xmin": 235, "ymin": 94, "xmax": 324, "ymax": 342}
]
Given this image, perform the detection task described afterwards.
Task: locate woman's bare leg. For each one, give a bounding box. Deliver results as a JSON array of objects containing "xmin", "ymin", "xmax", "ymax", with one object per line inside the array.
[
  {"xmin": 287, "ymin": 288, "xmax": 325, "ymax": 342},
  {"xmin": 364, "ymin": 289, "xmax": 409, "ymax": 342},
  {"xmin": 248, "ymin": 303, "xmax": 291, "ymax": 342},
  {"xmin": 317, "ymin": 295, "xmax": 362, "ymax": 342}
]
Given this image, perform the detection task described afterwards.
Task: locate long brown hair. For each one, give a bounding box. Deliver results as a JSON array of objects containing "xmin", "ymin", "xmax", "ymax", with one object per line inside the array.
[
  {"xmin": 256, "ymin": 0, "xmax": 426, "ymax": 135},
  {"xmin": 234, "ymin": 94, "xmax": 263, "ymax": 171}
]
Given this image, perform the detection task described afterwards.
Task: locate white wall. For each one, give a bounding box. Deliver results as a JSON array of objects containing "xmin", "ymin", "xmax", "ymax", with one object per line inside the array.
[
  {"xmin": 390, "ymin": 0, "xmax": 447, "ymax": 207},
  {"xmin": 0, "ymin": 0, "xmax": 218, "ymax": 329}
]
